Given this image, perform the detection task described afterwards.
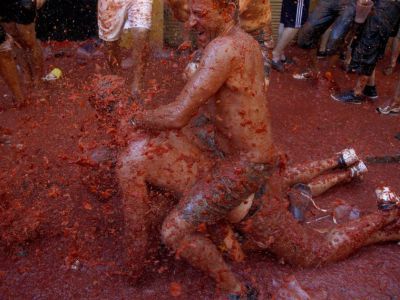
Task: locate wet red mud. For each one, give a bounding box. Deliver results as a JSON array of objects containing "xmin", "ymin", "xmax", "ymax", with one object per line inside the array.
[{"xmin": 0, "ymin": 42, "xmax": 399, "ymax": 299}]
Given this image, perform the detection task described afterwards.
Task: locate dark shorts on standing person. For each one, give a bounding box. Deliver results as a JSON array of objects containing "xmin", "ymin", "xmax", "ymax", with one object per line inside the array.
[
  {"xmin": 0, "ymin": 26, "xmax": 6, "ymax": 45},
  {"xmin": 0, "ymin": 0, "xmax": 37, "ymax": 44},
  {"xmin": 298, "ymin": 0, "xmax": 355, "ymax": 55},
  {"xmin": 281, "ymin": 0, "xmax": 310, "ymax": 29},
  {"xmin": 389, "ymin": 17, "xmax": 400, "ymax": 38},
  {"xmin": 0, "ymin": 0, "xmax": 37, "ymax": 24},
  {"xmin": 349, "ymin": 0, "xmax": 400, "ymax": 76}
]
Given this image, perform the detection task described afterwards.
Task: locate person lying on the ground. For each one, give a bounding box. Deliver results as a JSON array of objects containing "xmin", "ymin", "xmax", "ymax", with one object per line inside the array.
[
  {"xmin": 215, "ymin": 149, "xmax": 400, "ymax": 269},
  {"xmin": 0, "ymin": 0, "xmax": 44, "ymax": 106},
  {"xmin": 97, "ymin": 0, "xmax": 153, "ymax": 96},
  {"xmin": 377, "ymin": 75, "xmax": 400, "ymax": 115},
  {"xmin": 331, "ymin": 0, "xmax": 400, "ymax": 104},
  {"xmin": 118, "ymin": 0, "xmax": 274, "ymax": 297}
]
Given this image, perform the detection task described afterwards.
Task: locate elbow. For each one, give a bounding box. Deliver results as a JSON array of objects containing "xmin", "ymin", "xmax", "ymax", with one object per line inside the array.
[
  {"xmin": 169, "ymin": 115, "xmax": 189, "ymax": 129},
  {"xmin": 167, "ymin": 107, "xmax": 193, "ymax": 128}
]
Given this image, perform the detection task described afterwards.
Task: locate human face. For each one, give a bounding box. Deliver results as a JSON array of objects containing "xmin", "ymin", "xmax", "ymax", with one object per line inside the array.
[{"xmin": 188, "ymin": 0, "xmax": 225, "ymax": 46}]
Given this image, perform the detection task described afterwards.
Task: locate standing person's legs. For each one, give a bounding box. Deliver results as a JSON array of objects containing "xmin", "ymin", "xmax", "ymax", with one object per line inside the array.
[
  {"xmin": 384, "ymin": 33, "xmax": 400, "ymax": 76},
  {"xmin": 298, "ymin": 0, "xmax": 335, "ymax": 49},
  {"xmin": 7, "ymin": 0, "xmax": 44, "ymax": 86},
  {"xmin": 272, "ymin": 0, "xmax": 310, "ymax": 72},
  {"xmin": 318, "ymin": 26, "xmax": 332, "ymax": 56},
  {"xmin": 128, "ymin": 28, "xmax": 150, "ymax": 95},
  {"xmin": 0, "ymin": 28, "xmax": 24, "ymax": 104},
  {"xmin": 97, "ymin": 0, "xmax": 128, "ymax": 73},
  {"xmin": 296, "ymin": 0, "xmax": 335, "ymax": 77},
  {"xmin": 352, "ymin": 68, "xmax": 378, "ymax": 99},
  {"xmin": 332, "ymin": 1, "xmax": 400, "ymax": 104},
  {"xmin": 105, "ymin": 41, "xmax": 122, "ymax": 73},
  {"xmin": 324, "ymin": 0, "xmax": 355, "ymax": 55},
  {"xmin": 377, "ymin": 74, "xmax": 400, "ymax": 114},
  {"xmin": 117, "ymin": 131, "xmax": 213, "ymax": 281},
  {"xmin": 324, "ymin": 1, "xmax": 355, "ymax": 71},
  {"xmin": 14, "ymin": 23, "xmax": 44, "ymax": 86},
  {"xmin": 126, "ymin": 0, "xmax": 153, "ymax": 96}
]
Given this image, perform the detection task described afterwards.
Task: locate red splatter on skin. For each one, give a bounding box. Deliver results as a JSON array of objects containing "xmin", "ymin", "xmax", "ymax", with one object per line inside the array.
[{"xmin": 0, "ymin": 41, "xmax": 399, "ymax": 299}]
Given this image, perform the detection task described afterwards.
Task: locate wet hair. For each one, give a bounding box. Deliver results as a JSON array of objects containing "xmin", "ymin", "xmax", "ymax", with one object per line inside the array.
[
  {"xmin": 219, "ymin": 0, "xmax": 239, "ymax": 6},
  {"xmin": 215, "ymin": 0, "xmax": 239, "ymax": 21}
]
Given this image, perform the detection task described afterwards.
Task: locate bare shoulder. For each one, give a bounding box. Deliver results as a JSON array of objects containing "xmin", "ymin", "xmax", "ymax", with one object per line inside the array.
[
  {"xmin": 203, "ymin": 29, "xmax": 252, "ymax": 59},
  {"xmin": 205, "ymin": 36, "xmax": 235, "ymax": 55}
]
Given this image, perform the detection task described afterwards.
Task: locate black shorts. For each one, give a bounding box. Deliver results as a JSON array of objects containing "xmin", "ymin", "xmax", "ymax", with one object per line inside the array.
[
  {"xmin": 349, "ymin": 0, "xmax": 400, "ymax": 76},
  {"xmin": 297, "ymin": 0, "xmax": 355, "ymax": 54},
  {"xmin": 0, "ymin": 25, "xmax": 5, "ymax": 44},
  {"xmin": 281, "ymin": 0, "xmax": 310, "ymax": 28},
  {"xmin": 0, "ymin": 0, "xmax": 37, "ymax": 24},
  {"xmin": 390, "ymin": 19, "xmax": 400, "ymax": 38}
]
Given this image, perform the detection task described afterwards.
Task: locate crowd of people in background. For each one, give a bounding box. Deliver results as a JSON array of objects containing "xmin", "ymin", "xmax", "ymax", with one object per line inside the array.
[{"xmin": 0, "ymin": 0, "xmax": 399, "ymax": 112}]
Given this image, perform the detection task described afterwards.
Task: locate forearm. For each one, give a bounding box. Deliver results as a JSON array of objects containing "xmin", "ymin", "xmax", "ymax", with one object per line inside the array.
[{"xmin": 133, "ymin": 104, "xmax": 189, "ymax": 130}]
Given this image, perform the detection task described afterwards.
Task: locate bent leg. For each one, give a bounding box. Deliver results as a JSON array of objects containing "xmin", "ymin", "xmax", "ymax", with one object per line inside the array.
[
  {"xmin": 298, "ymin": 0, "xmax": 335, "ymax": 49},
  {"xmin": 272, "ymin": 28, "xmax": 299, "ymax": 63},
  {"xmin": 283, "ymin": 156, "xmax": 338, "ymax": 188},
  {"xmin": 308, "ymin": 170, "xmax": 351, "ymax": 197},
  {"xmin": 319, "ymin": 26, "xmax": 332, "ymax": 52},
  {"xmin": 283, "ymin": 148, "xmax": 359, "ymax": 188},
  {"xmin": 325, "ymin": 3, "xmax": 355, "ymax": 55},
  {"xmin": 161, "ymin": 159, "xmax": 272, "ymax": 294},
  {"xmin": 15, "ymin": 23, "xmax": 44, "ymax": 86},
  {"xmin": 162, "ymin": 210, "xmax": 244, "ymax": 294},
  {"xmin": 117, "ymin": 132, "xmax": 212, "ymax": 280},
  {"xmin": 0, "ymin": 46, "xmax": 24, "ymax": 104}
]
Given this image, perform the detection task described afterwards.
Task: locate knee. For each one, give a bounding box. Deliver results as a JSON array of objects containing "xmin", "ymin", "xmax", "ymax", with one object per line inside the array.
[
  {"xmin": 297, "ymin": 24, "xmax": 316, "ymax": 49},
  {"xmin": 18, "ymin": 33, "xmax": 36, "ymax": 50},
  {"xmin": 325, "ymin": 33, "xmax": 344, "ymax": 55}
]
